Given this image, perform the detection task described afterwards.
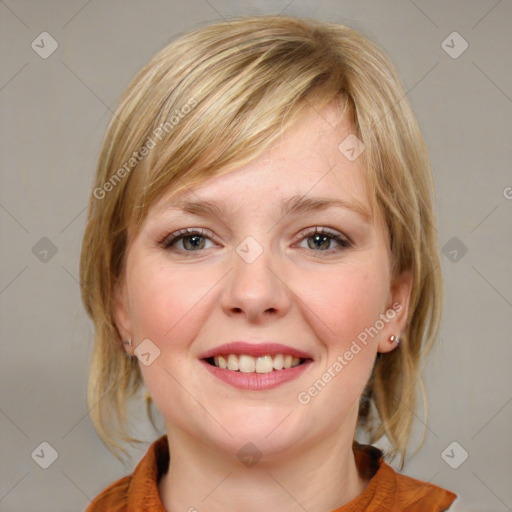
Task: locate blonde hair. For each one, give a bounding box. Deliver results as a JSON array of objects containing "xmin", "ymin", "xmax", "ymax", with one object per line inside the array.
[{"xmin": 80, "ymin": 15, "xmax": 442, "ymax": 467}]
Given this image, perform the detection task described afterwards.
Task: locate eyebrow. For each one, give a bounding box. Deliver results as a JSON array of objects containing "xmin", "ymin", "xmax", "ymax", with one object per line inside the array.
[
  {"xmin": 164, "ymin": 195, "xmax": 371, "ymax": 222},
  {"xmin": 280, "ymin": 195, "xmax": 371, "ymax": 221}
]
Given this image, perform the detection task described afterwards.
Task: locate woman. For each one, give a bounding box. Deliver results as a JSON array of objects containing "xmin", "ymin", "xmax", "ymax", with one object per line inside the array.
[{"xmin": 80, "ymin": 15, "xmax": 458, "ymax": 511}]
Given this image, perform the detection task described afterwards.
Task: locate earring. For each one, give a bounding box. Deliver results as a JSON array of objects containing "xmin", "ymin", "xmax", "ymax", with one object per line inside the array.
[
  {"xmin": 123, "ymin": 338, "xmax": 132, "ymax": 346},
  {"xmin": 388, "ymin": 335, "xmax": 400, "ymax": 346}
]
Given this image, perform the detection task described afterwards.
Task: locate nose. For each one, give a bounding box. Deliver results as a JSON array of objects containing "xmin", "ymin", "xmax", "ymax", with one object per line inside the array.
[{"xmin": 220, "ymin": 243, "xmax": 291, "ymax": 323}]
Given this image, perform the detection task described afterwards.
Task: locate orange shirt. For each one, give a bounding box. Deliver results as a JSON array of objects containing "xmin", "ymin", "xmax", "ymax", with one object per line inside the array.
[{"xmin": 86, "ymin": 435, "xmax": 457, "ymax": 512}]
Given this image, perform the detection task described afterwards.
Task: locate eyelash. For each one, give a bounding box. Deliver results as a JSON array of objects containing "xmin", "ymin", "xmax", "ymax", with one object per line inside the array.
[{"xmin": 159, "ymin": 227, "xmax": 352, "ymax": 256}]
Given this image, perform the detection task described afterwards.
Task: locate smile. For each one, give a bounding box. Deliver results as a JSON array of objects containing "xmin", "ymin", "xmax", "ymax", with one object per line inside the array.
[
  {"xmin": 206, "ymin": 353, "xmax": 306, "ymax": 373},
  {"xmin": 201, "ymin": 356, "xmax": 313, "ymax": 391}
]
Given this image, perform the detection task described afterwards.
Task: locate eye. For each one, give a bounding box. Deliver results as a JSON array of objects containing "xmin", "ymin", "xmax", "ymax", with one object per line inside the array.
[
  {"xmin": 296, "ymin": 227, "xmax": 351, "ymax": 253},
  {"xmin": 159, "ymin": 228, "xmax": 216, "ymax": 253},
  {"xmin": 159, "ymin": 226, "xmax": 351, "ymax": 255}
]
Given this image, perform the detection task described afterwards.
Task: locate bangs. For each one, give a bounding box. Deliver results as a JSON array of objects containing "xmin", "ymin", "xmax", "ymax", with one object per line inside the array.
[{"xmin": 115, "ymin": 20, "xmax": 352, "ymax": 234}]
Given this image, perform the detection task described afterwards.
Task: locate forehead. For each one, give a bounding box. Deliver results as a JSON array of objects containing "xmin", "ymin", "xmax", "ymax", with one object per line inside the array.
[{"xmin": 149, "ymin": 103, "xmax": 374, "ymax": 222}]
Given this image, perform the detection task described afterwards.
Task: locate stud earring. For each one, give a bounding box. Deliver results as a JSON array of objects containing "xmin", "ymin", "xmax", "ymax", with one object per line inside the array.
[
  {"xmin": 388, "ymin": 335, "xmax": 400, "ymax": 346},
  {"xmin": 123, "ymin": 338, "xmax": 132, "ymax": 346}
]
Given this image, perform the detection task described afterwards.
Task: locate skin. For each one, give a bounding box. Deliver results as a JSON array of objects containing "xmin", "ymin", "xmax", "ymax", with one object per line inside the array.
[{"xmin": 114, "ymin": 102, "xmax": 412, "ymax": 512}]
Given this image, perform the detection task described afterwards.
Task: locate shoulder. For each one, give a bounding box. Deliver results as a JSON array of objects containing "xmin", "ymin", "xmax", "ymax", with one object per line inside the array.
[
  {"xmin": 352, "ymin": 442, "xmax": 457, "ymax": 512},
  {"xmin": 85, "ymin": 435, "xmax": 169, "ymax": 512},
  {"xmin": 390, "ymin": 467, "xmax": 457, "ymax": 511},
  {"xmin": 85, "ymin": 475, "xmax": 131, "ymax": 512}
]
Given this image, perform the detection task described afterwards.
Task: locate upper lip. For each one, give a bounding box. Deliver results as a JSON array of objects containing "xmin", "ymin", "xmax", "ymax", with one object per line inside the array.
[{"xmin": 199, "ymin": 342, "xmax": 313, "ymax": 360}]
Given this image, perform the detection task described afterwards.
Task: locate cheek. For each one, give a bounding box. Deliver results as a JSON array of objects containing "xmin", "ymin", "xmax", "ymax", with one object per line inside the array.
[
  {"xmin": 294, "ymin": 262, "xmax": 388, "ymax": 346},
  {"xmin": 291, "ymin": 261, "xmax": 387, "ymax": 405},
  {"xmin": 126, "ymin": 260, "xmax": 220, "ymax": 425},
  {"xmin": 126, "ymin": 259, "xmax": 216, "ymax": 345}
]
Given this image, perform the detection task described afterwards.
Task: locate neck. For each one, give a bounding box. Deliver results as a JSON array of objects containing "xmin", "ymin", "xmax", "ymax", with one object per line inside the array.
[{"xmin": 158, "ymin": 420, "xmax": 368, "ymax": 512}]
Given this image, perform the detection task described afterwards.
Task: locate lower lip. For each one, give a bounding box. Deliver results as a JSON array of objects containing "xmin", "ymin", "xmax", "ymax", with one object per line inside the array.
[{"xmin": 200, "ymin": 359, "xmax": 313, "ymax": 390}]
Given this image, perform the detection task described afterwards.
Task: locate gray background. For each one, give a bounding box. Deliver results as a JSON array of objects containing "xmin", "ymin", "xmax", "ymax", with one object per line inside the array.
[{"xmin": 1, "ymin": 1, "xmax": 511, "ymax": 511}]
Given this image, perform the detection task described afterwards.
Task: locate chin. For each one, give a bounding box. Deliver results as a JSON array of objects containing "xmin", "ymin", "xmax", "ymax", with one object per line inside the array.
[{"xmin": 214, "ymin": 410, "xmax": 308, "ymax": 451}]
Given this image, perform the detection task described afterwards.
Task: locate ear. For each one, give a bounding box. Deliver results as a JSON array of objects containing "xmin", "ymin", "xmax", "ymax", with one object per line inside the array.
[
  {"xmin": 377, "ymin": 269, "xmax": 413, "ymax": 354},
  {"xmin": 113, "ymin": 278, "xmax": 134, "ymax": 356}
]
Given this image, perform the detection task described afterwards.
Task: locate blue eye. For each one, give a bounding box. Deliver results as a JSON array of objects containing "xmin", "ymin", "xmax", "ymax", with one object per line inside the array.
[
  {"xmin": 159, "ymin": 226, "xmax": 351, "ymax": 255},
  {"xmin": 297, "ymin": 227, "xmax": 351, "ymax": 252},
  {"xmin": 160, "ymin": 229, "xmax": 215, "ymax": 252}
]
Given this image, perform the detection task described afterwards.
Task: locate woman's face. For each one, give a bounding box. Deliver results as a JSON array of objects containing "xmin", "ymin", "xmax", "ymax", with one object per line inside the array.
[{"xmin": 114, "ymin": 103, "xmax": 411, "ymax": 459}]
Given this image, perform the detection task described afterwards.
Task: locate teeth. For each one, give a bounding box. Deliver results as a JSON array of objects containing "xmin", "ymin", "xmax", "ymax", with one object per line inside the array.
[
  {"xmin": 227, "ymin": 354, "xmax": 238, "ymax": 371},
  {"xmin": 239, "ymin": 355, "xmax": 255, "ymax": 373},
  {"xmin": 256, "ymin": 355, "xmax": 273, "ymax": 373},
  {"xmin": 272, "ymin": 354, "xmax": 284, "ymax": 370},
  {"xmin": 212, "ymin": 354, "xmax": 303, "ymax": 373},
  {"xmin": 214, "ymin": 355, "xmax": 227, "ymax": 369}
]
